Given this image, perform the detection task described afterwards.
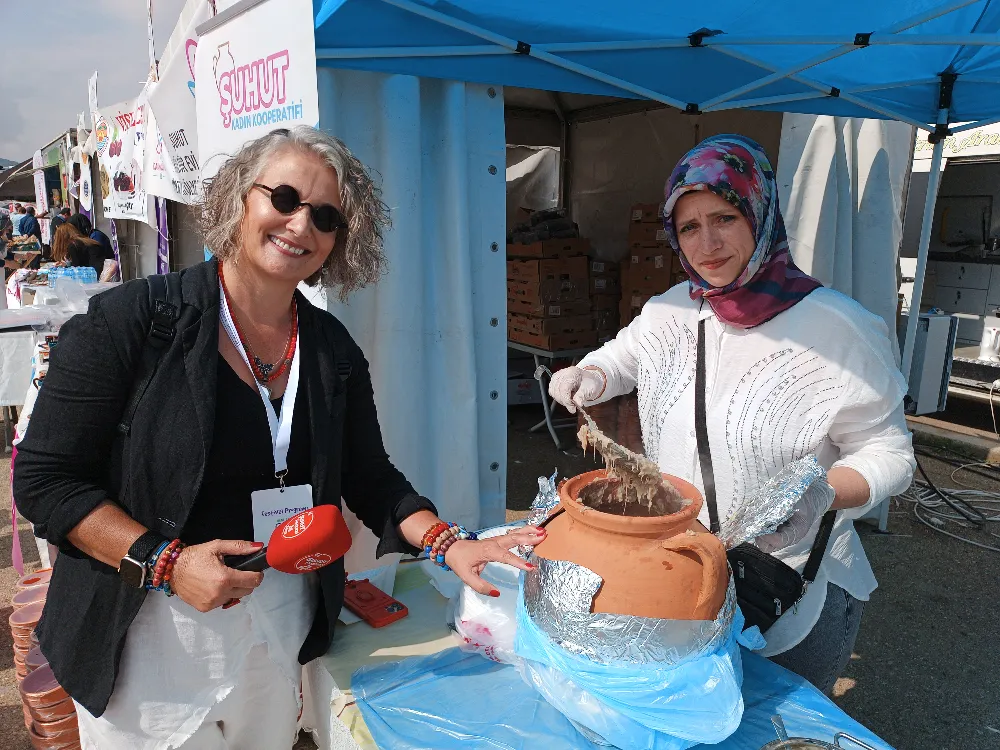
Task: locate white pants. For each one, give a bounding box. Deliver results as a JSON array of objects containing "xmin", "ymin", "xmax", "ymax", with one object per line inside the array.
[{"xmin": 78, "ymin": 643, "xmax": 301, "ymax": 750}]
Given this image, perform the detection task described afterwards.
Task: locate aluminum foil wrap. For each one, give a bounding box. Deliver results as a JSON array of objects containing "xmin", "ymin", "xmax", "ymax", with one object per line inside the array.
[
  {"xmin": 719, "ymin": 454, "xmax": 826, "ymax": 550},
  {"xmin": 517, "ymin": 471, "xmax": 561, "ymax": 558},
  {"xmin": 522, "ymin": 556, "xmax": 737, "ymax": 667},
  {"xmin": 525, "ymin": 470, "xmax": 560, "ymax": 527}
]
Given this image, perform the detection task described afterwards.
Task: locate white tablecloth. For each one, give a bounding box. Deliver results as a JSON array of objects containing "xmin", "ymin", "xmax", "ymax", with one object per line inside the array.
[{"xmin": 0, "ymin": 330, "xmax": 36, "ymax": 407}]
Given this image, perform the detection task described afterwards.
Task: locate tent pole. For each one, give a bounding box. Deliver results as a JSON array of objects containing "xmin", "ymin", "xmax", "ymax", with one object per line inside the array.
[{"xmin": 900, "ymin": 139, "xmax": 945, "ymax": 380}]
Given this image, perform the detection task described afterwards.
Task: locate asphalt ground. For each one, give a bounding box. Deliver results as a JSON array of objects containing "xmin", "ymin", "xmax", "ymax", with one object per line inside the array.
[{"xmin": 1, "ymin": 407, "xmax": 998, "ymax": 750}]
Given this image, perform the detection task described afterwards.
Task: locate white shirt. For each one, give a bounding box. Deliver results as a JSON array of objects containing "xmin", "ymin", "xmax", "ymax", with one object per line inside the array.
[{"xmin": 579, "ymin": 286, "xmax": 915, "ymax": 655}]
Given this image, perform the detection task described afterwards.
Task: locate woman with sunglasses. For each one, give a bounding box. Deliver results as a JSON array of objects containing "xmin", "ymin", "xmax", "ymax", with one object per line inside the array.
[{"xmin": 13, "ymin": 126, "xmax": 544, "ymax": 749}]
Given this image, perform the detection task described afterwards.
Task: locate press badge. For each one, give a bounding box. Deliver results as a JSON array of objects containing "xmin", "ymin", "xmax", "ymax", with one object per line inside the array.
[{"xmin": 251, "ymin": 484, "xmax": 314, "ymax": 544}]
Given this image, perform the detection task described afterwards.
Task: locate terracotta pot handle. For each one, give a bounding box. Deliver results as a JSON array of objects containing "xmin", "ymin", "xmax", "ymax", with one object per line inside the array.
[{"xmin": 661, "ymin": 532, "xmax": 727, "ymax": 619}]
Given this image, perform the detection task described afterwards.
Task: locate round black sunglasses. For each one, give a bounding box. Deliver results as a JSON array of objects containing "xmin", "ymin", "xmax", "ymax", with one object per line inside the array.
[{"xmin": 252, "ymin": 183, "xmax": 347, "ymax": 233}]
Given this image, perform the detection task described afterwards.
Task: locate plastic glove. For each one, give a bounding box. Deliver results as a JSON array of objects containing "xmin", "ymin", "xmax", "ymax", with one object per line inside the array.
[
  {"xmin": 547, "ymin": 366, "xmax": 605, "ymax": 413},
  {"xmin": 754, "ymin": 479, "xmax": 836, "ymax": 554}
]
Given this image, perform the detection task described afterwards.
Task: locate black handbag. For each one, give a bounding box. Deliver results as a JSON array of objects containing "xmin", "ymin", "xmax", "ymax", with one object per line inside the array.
[{"xmin": 694, "ymin": 318, "xmax": 836, "ymax": 633}]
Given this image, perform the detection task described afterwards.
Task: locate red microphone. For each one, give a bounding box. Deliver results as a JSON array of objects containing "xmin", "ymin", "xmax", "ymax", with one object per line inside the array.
[{"xmin": 224, "ymin": 506, "xmax": 352, "ymax": 573}]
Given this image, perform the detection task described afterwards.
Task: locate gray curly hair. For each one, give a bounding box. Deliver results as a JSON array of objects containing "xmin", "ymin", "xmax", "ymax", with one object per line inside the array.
[{"xmin": 198, "ymin": 126, "xmax": 389, "ymax": 300}]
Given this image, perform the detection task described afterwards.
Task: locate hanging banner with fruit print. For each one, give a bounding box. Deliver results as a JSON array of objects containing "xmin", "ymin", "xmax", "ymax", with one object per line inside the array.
[
  {"xmin": 194, "ymin": 0, "xmax": 318, "ymax": 181},
  {"xmin": 94, "ymin": 98, "xmax": 153, "ymax": 225}
]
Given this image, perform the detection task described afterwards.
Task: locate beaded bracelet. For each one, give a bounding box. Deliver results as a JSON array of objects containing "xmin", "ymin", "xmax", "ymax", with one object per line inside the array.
[
  {"xmin": 421, "ymin": 521, "xmax": 478, "ymax": 571},
  {"xmin": 145, "ymin": 539, "xmax": 185, "ymax": 596}
]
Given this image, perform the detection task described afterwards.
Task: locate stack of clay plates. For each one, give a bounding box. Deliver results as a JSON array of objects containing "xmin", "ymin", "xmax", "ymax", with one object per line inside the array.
[
  {"xmin": 10, "ymin": 599, "xmax": 44, "ymax": 683},
  {"xmin": 20, "ymin": 665, "xmax": 80, "ymax": 749},
  {"xmin": 10, "ymin": 571, "xmax": 81, "ymax": 749},
  {"xmin": 16, "ymin": 569, "xmax": 52, "ymax": 591}
]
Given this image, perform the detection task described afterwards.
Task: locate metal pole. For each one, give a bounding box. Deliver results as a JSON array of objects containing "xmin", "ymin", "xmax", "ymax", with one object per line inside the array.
[{"xmin": 900, "ymin": 139, "xmax": 945, "ymax": 379}]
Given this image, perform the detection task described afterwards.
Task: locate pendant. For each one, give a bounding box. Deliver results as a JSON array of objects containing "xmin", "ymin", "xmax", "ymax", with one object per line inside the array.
[{"xmin": 254, "ymin": 357, "xmax": 274, "ymax": 377}]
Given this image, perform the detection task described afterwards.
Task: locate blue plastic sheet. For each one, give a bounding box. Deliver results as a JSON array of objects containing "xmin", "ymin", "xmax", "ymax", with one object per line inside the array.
[
  {"xmin": 352, "ymin": 648, "xmax": 895, "ymax": 750},
  {"xmin": 513, "ymin": 589, "xmax": 759, "ymax": 748}
]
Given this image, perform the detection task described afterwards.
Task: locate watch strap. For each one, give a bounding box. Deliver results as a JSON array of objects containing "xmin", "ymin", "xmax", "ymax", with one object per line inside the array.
[{"xmin": 125, "ymin": 530, "xmax": 169, "ymax": 567}]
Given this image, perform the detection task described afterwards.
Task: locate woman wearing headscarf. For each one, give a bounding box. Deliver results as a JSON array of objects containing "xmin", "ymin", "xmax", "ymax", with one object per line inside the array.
[{"xmin": 549, "ymin": 134, "xmax": 914, "ymax": 694}]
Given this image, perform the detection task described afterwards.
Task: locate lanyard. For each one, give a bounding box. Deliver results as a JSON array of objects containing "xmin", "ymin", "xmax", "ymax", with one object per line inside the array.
[{"xmin": 218, "ymin": 280, "xmax": 301, "ymax": 479}]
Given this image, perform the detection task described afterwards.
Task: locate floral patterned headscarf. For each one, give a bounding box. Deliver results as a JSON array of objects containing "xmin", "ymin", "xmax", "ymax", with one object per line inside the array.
[{"xmin": 662, "ymin": 134, "xmax": 821, "ymax": 329}]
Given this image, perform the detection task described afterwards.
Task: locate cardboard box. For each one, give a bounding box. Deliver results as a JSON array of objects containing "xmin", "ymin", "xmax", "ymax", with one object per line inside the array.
[
  {"xmin": 619, "ymin": 291, "xmax": 656, "ymax": 326},
  {"xmin": 590, "ymin": 294, "xmax": 620, "ymax": 311},
  {"xmin": 506, "ymin": 238, "xmax": 592, "ymax": 259},
  {"xmin": 588, "ymin": 260, "xmax": 619, "ymax": 275},
  {"xmin": 627, "ymin": 223, "xmax": 670, "ymax": 246},
  {"xmin": 508, "ymin": 377, "xmax": 542, "ymax": 405},
  {"xmin": 622, "ymin": 265, "xmax": 673, "ymax": 294},
  {"xmin": 508, "ymin": 313, "xmax": 592, "ymax": 335},
  {"xmin": 507, "ymin": 279, "xmax": 588, "ymax": 305},
  {"xmin": 593, "ymin": 308, "xmax": 620, "ymax": 332},
  {"xmin": 507, "ymin": 256, "xmax": 589, "ymax": 284},
  {"xmin": 627, "ymin": 249, "xmax": 678, "ymax": 272},
  {"xmin": 507, "ymin": 297, "xmax": 592, "ymax": 317},
  {"xmin": 630, "ymin": 203, "xmax": 664, "ymax": 223},
  {"xmin": 590, "ymin": 274, "xmax": 621, "ymax": 296},
  {"xmin": 507, "ymin": 326, "xmax": 598, "ymax": 351}
]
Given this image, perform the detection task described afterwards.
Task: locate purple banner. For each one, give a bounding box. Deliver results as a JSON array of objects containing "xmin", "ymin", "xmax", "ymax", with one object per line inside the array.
[
  {"xmin": 155, "ymin": 197, "xmax": 170, "ymax": 275},
  {"xmin": 80, "ymin": 204, "xmax": 91, "ymax": 222}
]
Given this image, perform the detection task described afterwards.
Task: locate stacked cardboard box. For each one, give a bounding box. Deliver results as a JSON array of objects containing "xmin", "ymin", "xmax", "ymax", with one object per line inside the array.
[
  {"xmin": 620, "ymin": 203, "xmax": 688, "ymax": 325},
  {"xmin": 589, "ymin": 259, "xmax": 621, "ymax": 343},
  {"xmin": 507, "ymin": 239, "xmax": 598, "ymax": 349}
]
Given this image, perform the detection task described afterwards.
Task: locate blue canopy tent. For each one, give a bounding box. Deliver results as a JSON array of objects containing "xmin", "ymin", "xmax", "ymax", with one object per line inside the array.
[{"xmin": 310, "ymin": 0, "xmax": 1000, "ymax": 380}]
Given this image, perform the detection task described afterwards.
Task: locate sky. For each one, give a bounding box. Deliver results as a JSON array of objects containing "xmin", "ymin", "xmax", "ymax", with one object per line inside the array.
[{"xmin": 0, "ymin": 0, "xmax": 186, "ymax": 163}]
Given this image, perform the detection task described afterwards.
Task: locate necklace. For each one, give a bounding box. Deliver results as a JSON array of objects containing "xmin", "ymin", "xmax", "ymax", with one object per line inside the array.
[{"xmin": 218, "ymin": 263, "xmax": 298, "ymax": 396}]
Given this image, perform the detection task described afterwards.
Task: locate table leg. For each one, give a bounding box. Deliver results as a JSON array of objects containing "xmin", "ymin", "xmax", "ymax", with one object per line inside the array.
[{"xmin": 528, "ymin": 354, "xmax": 562, "ymax": 449}]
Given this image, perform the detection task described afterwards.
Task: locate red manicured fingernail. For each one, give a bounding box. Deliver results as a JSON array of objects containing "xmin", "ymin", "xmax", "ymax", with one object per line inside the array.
[
  {"xmin": 489, "ymin": 589, "xmax": 500, "ymax": 598},
  {"xmin": 525, "ymin": 563, "xmax": 536, "ymax": 570},
  {"xmin": 252, "ymin": 542, "xmax": 264, "ymax": 549}
]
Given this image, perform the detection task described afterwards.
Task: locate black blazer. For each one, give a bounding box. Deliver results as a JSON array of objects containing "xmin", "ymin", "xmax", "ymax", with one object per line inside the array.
[{"xmin": 13, "ymin": 259, "xmax": 434, "ymax": 716}]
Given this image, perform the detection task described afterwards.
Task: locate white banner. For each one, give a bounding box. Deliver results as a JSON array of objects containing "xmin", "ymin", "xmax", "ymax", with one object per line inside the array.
[
  {"xmin": 80, "ymin": 153, "xmax": 94, "ymax": 212},
  {"xmin": 33, "ymin": 171, "xmax": 48, "ymax": 214},
  {"xmin": 195, "ymin": 0, "xmax": 319, "ymax": 181},
  {"xmin": 88, "ymin": 72, "xmax": 99, "ymax": 129},
  {"xmin": 147, "ymin": 0, "xmax": 212, "ymax": 203},
  {"xmin": 94, "ymin": 98, "xmax": 152, "ymax": 224},
  {"xmin": 145, "ymin": 98, "xmax": 199, "ymax": 203}
]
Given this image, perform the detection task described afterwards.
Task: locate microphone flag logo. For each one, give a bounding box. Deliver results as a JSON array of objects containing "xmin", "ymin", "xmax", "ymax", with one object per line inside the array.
[
  {"xmin": 294, "ymin": 553, "xmax": 332, "ymax": 572},
  {"xmin": 282, "ymin": 510, "xmax": 314, "ymax": 539}
]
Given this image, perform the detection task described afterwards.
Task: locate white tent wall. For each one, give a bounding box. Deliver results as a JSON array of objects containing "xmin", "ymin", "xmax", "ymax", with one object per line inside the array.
[
  {"xmin": 316, "ymin": 68, "xmax": 508, "ymax": 536},
  {"xmin": 566, "ymin": 109, "xmax": 783, "ymax": 261},
  {"xmin": 776, "ymin": 115, "xmax": 915, "ymax": 354}
]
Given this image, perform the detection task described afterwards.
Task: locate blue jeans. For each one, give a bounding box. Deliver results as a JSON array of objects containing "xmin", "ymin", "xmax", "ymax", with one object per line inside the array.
[{"xmin": 768, "ymin": 583, "xmax": 865, "ymax": 695}]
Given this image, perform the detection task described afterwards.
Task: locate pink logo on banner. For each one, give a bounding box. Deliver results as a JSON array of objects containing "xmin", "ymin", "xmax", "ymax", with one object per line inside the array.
[
  {"xmin": 213, "ymin": 41, "xmax": 299, "ymax": 130},
  {"xmin": 186, "ymin": 39, "xmax": 198, "ymax": 97}
]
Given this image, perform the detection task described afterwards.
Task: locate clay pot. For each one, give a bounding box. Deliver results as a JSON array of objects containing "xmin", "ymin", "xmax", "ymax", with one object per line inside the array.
[{"xmin": 533, "ymin": 469, "xmax": 728, "ymax": 621}]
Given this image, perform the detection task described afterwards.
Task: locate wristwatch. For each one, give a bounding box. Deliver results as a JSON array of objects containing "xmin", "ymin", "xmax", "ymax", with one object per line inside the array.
[{"xmin": 118, "ymin": 531, "xmax": 169, "ymax": 589}]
